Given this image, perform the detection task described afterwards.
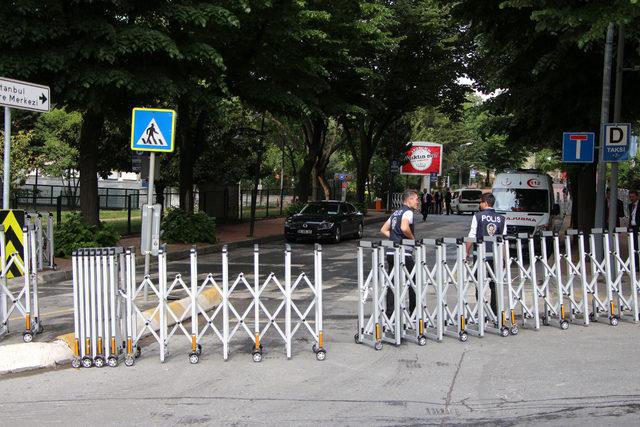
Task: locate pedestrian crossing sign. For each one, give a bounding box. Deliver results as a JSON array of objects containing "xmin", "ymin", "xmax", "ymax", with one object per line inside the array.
[{"xmin": 130, "ymin": 107, "xmax": 176, "ymax": 152}]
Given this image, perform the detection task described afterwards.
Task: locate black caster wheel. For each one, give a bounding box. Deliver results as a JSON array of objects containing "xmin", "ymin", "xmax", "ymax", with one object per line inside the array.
[
  {"xmin": 22, "ymin": 332, "xmax": 33, "ymax": 343},
  {"xmin": 93, "ymin": 356, "xmax": 105, "ymax": 368},
  {"xmin": 71, "ymin": 358, "xmax": 82, "ymax": 369},
  {"xmin": 81, "ymin": 356, "xmax": 93, "ymax": 368},
  {"xmin": 500, "ymin": 327, "xmax": 510, "ymax": 337},
  {"xmin": 107, "ymin": 356, "xmax": 118, "ymax": 368},
  {"xmin": 252, "ymin": 351, "xmax": 263, "ymax": 363},
  {"xmin": 189, "ymin": 353, "xmax": 199, "ymax": 364},
  {"xmin": 459, "ymin": 332, "xmax": 468, "ymax": 342},
  {"xmin": 312, "ymin": 343, "xmax": 318, "ymax": 353},
  {"xmin": 135, "ymin": 345, "xmax": 142, "ymax": 358},
  {"xmin": 610, "ymin": 316, "xmax": 619, "ymax": 326},
  {"xmin": 374, "ymin": 341, "xmax": 383, "ymax": 351},
  {"xmin": 124, "ymin": 355, "xmax": 135, "ymax": 367},
  {"xmin": 589, "ymin": 312, "xmax": 596, "ymax": 321},
  {"xmin": 418, "ymin": 335, "xmax": 427, "ymax": 346},
  {"xmin": 315, "ymin": 349, "xmax": 326, "ymax": 361},
  {"xmin": 354, "ymin": 333, "xmax": 362, "ymax": 344},
  {"xmin": 560, "ymin": 320, "xmax": 569, "ymax": 330},
  {"xmin": 542, "ymin": 316, "xmax": 549, "ymax": 326},
  {"xmin": 510, "ymin": 326, "xmax": 519, "ymax": 335},
  {"xmin": 196, "ymin": 344, "xmax": 202, "ymax": 356}
]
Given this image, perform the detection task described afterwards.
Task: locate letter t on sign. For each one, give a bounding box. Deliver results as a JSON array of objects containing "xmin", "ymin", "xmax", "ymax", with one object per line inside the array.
[{"xmin": 569, "ymin": 134, "xmax": 589, "ymax": 160}]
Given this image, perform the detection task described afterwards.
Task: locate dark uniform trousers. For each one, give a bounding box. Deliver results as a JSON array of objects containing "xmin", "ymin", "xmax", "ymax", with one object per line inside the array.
[
  {"xmin": 473, "ymin": 255, "xmax": 498, "ymax": 315},
  {"xmin": 385, "ymin": 255, "xmax": 416, "ymax": 317}
]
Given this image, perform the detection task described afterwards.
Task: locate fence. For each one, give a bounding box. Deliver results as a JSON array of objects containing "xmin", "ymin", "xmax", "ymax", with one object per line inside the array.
[
  {"xmin": 356, "ymin": 228, "xmax": 640, "ymax": 350},
  {"xmin": 70, "ymin": 243, "xmax": 325, "ymax": 368}
]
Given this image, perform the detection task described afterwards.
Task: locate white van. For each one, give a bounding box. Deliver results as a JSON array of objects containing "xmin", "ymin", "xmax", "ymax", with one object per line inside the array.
[
  {"xmin": 451, "ymin": 188, "xmax": 483, "ymax": 214},
  {"xmin": 491, "ymin": 170, "xmax": 561, "ymax": 236}
]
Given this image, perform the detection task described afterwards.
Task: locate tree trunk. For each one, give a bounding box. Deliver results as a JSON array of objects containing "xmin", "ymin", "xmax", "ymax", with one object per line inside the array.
[
  {"xmin": 571, "ymin": 164, "xmax": 597, "ymax": 233},
  {"xmin": 79, "ymin": 110, "xmax": 104, "ymax": 225},
  {"xmin": 318, "ymin": 174, "xmax": 331, "ymax": 200},
  {"xmin": 295, "ymin": 117, "xmax": 326, "ymax": 202}
]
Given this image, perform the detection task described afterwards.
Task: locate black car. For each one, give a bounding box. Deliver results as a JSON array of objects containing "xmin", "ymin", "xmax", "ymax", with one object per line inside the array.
[{"xmin": 285, "ymin": 201, "xmax": 364, "ymax": 243}]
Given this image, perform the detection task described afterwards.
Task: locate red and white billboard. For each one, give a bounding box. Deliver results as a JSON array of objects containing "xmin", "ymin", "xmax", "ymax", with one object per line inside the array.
[{"xmin": 400, "ymin": 142, "xmax": 442, "ymax": 176}]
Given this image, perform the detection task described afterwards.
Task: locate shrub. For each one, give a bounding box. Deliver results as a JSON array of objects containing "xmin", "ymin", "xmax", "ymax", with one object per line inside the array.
[
  {"xmin": 54, "ymin": 213, "xmax": 120, "ymax": 257},
  {"xmin": 161, "ymin": 208, "xmax": 216, "ymax": 244},
  {"xmin": 285, "ymin": 201, "xmax": 306, "ymax": 217}
]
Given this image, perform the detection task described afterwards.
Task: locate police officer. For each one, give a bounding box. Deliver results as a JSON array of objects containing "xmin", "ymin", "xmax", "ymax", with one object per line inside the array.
[
  {"xmin": 465, "ymin": 193, "xmax": 506, "ymax": 315},
  {"xmin": 380, "ymin": 189, "xmax": 420, "ymax": 316}
]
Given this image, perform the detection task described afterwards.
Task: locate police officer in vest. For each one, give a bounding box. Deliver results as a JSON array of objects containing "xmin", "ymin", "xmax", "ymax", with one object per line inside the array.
[
  {"xmin": 465, "ymin": 193, "xmax": 506, "ymax": 315},
  {"xmin": 380, "ymin": 189, "xmax": 420, "ymax": 316}
]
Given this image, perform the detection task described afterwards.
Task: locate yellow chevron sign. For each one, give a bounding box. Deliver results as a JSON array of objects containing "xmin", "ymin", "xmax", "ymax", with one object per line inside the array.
[{"xmin": 0, "ymin": 210, "xmax": 25, "ymax": 278}]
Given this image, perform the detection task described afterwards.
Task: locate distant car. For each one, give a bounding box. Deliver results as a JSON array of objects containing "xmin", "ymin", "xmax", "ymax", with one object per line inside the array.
[
  {"xmin": 285, "ymin": 201, "xmax": 364, "ymax": 243},
  {"xmin": 451, "ymin": 189, "xmax": 483, "ymax": 214}
]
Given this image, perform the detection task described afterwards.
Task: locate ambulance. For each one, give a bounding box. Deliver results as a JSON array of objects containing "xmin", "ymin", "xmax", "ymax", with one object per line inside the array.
[{"xmin": 491, "ymin": 170, "xmax": 561, "ymax": 237}]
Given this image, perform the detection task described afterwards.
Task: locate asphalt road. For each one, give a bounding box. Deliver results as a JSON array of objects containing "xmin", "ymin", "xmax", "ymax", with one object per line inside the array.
[{"xmin": 1, "ymin": 213, "xmax": 640, "ymax": 425}]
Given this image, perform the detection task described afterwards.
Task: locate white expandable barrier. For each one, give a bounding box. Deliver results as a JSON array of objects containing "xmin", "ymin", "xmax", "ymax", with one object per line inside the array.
[
  {"xmin": 118, "ymin": 244, "xmax": 325, "ymax": 367},
  {"xmin": 0, "ymin": 225, "xmax": 42, "ymax": 342},
  {"xmin": 535, "ymin": 232, "xmax": 570, "ymax": 330},
  {"xmin": 26, "ymin": 212, "xmax": 55, "ymax": 271},
  {"xmin": 71, "ymin": 248, "xmax": 127, "ymax": 368},
  {"xmin": 504, "ymin": 233, "xmax": 539, "ymax": 332},
  {"xmin": 440, "ymin": 237, "xmax": 468, "ymax": 342}
]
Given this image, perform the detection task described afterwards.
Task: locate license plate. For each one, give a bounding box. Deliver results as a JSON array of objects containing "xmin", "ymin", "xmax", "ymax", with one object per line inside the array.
[{"xmin": 298, "ymin": 229, "xmax": 312, "ymax": 234}]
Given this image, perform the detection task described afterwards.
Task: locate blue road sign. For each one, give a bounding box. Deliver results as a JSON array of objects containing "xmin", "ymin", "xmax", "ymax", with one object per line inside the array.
[
  {"xmin": 131, "ymin": 108, "xmax": 176, "ymax": 152},
  {"xmin": 562, "ymin": 132, "xmax": 595, "ymax": 163},
  {"xmin": 603, "ymin": 123, "xmax": 631, "ymax": 162}
]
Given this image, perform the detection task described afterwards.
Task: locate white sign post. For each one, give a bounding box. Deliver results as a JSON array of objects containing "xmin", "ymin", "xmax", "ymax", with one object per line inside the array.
[{"xmin": 0, "ymin": 77, "xmax": 51, "ymax": 209}]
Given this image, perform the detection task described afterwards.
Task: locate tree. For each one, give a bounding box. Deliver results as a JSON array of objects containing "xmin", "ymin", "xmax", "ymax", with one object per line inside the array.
[{"xmin": 0, "ymin": 131, "xmax": 42, "ymax": 193}]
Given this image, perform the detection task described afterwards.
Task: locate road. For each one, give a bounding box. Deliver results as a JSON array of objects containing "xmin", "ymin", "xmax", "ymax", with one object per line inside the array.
[{"xmin": 1, "ymin": 213, "xmax": 640, "ymax": 425}]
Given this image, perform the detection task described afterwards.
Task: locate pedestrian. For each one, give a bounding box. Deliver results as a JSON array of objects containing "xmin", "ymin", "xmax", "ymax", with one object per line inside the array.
[
  {"xmin": 604, "ymin": 188, "xmax": 624, "ymax": 229},
  {"xmin": 629, "ymin": 190, "xmax": 639, "ymax": 268},
  {"xmin": 465, "ymin": 193, "xmax": 506, "ymax": 315},
  {"xmin": 380, "ymin": 189, "xmax": 419, "ymax": 317},
  {"xmin": 434, "ymin": 191, "xmax": 441, "ymax": 215},
  {"xmin": 444, "ymin": 188, "xmax": 452, "ymax": 215},
  {"xmin": 420, "ymin": 191, "xmax": 429, "ymax": 222},
  {"xmin": 429, "ymin": 191, "xmax": 434, "ymax": 213}
]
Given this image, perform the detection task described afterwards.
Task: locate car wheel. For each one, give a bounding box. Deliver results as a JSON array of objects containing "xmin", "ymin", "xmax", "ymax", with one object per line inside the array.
[
  {"xmin": 356, "ymin": 223, "xmax": 363, "ymax": 239},
  {"xmin": 333, "ymin": 226, "xmax": 341, "ymax": 243}
]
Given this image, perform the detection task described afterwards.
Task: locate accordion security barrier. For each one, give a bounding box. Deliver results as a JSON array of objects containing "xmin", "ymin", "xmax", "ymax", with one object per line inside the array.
[
  {"xmin": 71, "ymin": 243, "xmax": 325, "ymax": 368},
  {"xmin": 25, "ymin": 212, "xmax": 55, "ymax": 272},
  {"xmin": 0, "ymin": 224, "xmax": 42, "ymax": 343},
  {"xmin": 356, "ymin": 227, "xmax": 640, "ymax": 350}
]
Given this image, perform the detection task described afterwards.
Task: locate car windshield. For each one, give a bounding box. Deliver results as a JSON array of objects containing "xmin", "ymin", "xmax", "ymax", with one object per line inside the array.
[
  {"xmin": 460, "ymin": 190, "xmax": 482, "ymax": 200},
  {"xmin": 493, "ymin": 188, "xmax": 549, "ymax": 213},
  {"xmin": 299, "ymin": 203, "xmax": 340, "ymax": 215}
]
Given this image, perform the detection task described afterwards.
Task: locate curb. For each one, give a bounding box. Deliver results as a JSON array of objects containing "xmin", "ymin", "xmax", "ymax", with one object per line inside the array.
[{"xmin": 36, "ymin": 214, "xmax": 387, "ymax": 284}]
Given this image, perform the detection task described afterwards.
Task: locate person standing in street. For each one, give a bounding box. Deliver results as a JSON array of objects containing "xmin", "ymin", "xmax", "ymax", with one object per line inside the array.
[
  {"xmin": 629, "ymin": 190, "xmax": 639, "ymax": 268},
  {"xmin": 444, "ymin": 188, "xmax": 452, "ymax": 215},
  {"xmin": 465, "ymin": 193, "xmax": 506, "ymax": 315},
  {"xmin": 434, "ymin": 191, "xmax": 441, "ymax": 215},
  {"xmin": 420, "ymin": 191, "xmax": 429, "ymax": 222},
  {"xmin": 380, "ymin": 189, "xmax": 419, "ymax": 317}
]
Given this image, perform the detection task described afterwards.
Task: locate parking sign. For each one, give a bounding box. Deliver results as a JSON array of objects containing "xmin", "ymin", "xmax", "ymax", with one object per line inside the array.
[{"xmin": 603, "ymin": 123, "xmax": 631, "ymax": 162}]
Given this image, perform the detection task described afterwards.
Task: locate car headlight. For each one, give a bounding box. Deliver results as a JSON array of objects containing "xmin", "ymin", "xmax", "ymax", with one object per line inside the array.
[{"xmin": 317, "ymin": 221, "xmax": 334, "ymax": 230}]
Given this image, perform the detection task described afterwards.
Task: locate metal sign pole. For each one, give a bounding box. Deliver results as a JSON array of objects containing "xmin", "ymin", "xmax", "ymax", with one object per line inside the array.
[
  {"xmin": 3, "ymin": 107, "xmax": 10, "ymax": 210},
  {"xmin": 143, "ymin": 152, "xmax": 156, "ymax": 300}
]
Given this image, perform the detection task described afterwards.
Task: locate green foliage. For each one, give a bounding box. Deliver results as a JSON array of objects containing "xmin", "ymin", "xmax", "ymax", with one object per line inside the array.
[
  {"xmin": 54, "ymin": 213, "xmax": 120, "ymax": 257},
  {"xmin": 161, "ymin": 209, "xmax": 216, "ymax": 244},
  {"xmin": 0, "ymin": 130, "xmax": 43, "ymax": 190},
  {"xmin": 285, "ymin": 202, "xmax": 306, "ymax": 217}
]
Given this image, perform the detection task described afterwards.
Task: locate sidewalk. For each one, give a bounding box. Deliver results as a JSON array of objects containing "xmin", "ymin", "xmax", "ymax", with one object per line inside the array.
[{"xmin": 29, "ymin": 211, "xmax": 389, "ymax": 284}]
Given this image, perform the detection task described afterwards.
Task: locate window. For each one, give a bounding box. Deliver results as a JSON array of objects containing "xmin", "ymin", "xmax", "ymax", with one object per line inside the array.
[
  {"xmin": 346, "ymin": 203, "xmax": 356, "ymax": 213},
  {"xmin": 460, "ymin": 190, "xmax": 482, "ymax": 201},
  {"xmin": 300, "ymin": 203, "xmax": 341, "ymax": 215},
  {"xmin": 493, "ymin": 189, "xmax": 549, "ymax": 213}
]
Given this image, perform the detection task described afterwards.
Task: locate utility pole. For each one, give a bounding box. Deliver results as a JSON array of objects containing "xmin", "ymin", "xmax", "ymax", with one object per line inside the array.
[
  {"xmin": 594, "ymin": 22, "xmax": 615, "ymax": 253},
  {"xmin": 608, "ymin": 24, "xmax": 625, "ymax": 231}
]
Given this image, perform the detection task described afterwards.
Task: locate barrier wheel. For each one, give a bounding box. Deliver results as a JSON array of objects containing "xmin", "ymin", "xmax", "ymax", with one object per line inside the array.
[
  {"xmin": 315, "ymin": 349, "xmax": 326, "ymax": 361},
  {"xmin": 418, "ymin": 335, "xmax": 427, "ymax": 346},
  {"xmin": 312, "ymin": 344, "xmax": 318, "ymax": 353},
  {"xmin": 500, "ymin": 327, "xmax": 509, "ymax": 337},
  {"xmin": 124, "ymin": 355, "xmax": 135, "ymax": 367},
  {"xmin": 589, "ymin": 312, "xmax": 596, "ymax": 321},
  {"xmin": 510, "ymin": 326, "xmax": 519, "ymax": 336},
  {"xmin": 459, "ymin": 332, "xmax": 468, "ymax": 342},
  {"xmin": 354, "ymin": 333, "xmax": 362, "ymax": 344},
  {"xmin": 22, "ymin": 332, "xmax": 33, "ymax": 343},
  {"xmin": 71, "ymin": 358, "xmax": 82, "ymax": 369},
  {"xmin": 542, "ymin": 316, "xmax": 549, "ymax": 326},
  {"xmin": 196, "ymin": 344, "xmax": 202, "ymax": 356},
  {"xmin": 135, "ymin": 345, "xmax": 142, "ymax": 358},
  {"xmin": 81, "ymin": 357, "xmax": 93, "ymax": 368},
  {"xmin": 560, "ymin": 320, "xmax": 569, "ymax": 330},
  {"xmin": 94, "ymin": 356, "xmax": 105, "ymax": 368},
  {"xmin": 610, "ymin": 316, "xmax": 619, "ymax": 327},
  {"xmin": 107, "ymin": 356, "xmax": 118, "ymax": 368},
  {"xmin": 189, "ymin": 353, "xmax": 199, "ymax": 364},
  {"xmin": 374, "ymin": 341, "xmax": 383, "ymax": 351},
  {"xmin": 252, "ymin": 351, "xmax": 263, "ymax": 363}
]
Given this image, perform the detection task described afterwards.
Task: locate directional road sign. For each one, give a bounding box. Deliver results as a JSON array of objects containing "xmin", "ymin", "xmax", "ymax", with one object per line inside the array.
[
  {"xmin": 603, "ymin": 123, "xmax": 631, "ymax": 162},
  {"xmin": 131, "ymin": 108, "xmax": 176, "ymax": 152},
  {"xmin": 0, "ymin": 77, "xmax": 50, "ymax": 112},
  {"xmin": 562, "ymin": 132, "xmax": 595, "ymax": 163}
]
